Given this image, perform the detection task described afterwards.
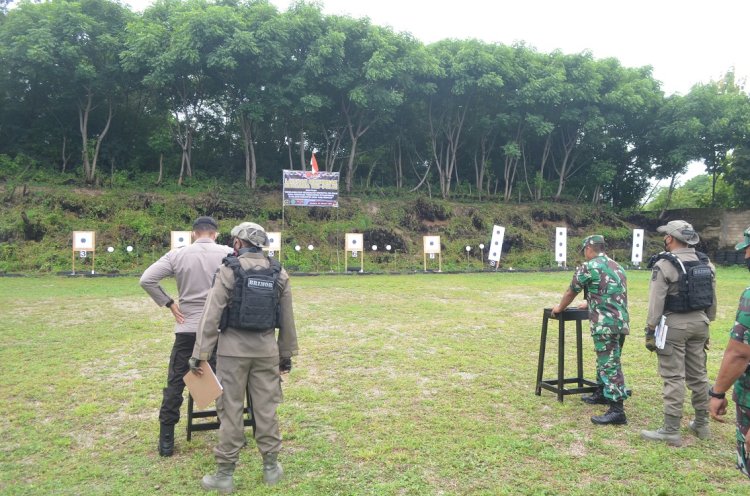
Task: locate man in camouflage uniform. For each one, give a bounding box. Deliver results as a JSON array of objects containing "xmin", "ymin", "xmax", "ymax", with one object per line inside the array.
[
  {"xmin": 552, "ymin": 234, "xmax": 629, "ymax": 425},
  {"xmin": 709, "ymin": 225, "xmax": 750, "ymax": 479},
  {"xmin": 641, "ymin": 220, "xmax": 717, "ymax": 446}
]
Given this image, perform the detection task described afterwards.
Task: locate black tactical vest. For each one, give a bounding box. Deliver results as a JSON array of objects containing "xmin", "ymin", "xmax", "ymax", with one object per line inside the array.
[
  {"xmin": 648, "ymin": 251, "xmax": 713, "ymax": 312},
  {"xmin": 219, "ymin": 255, "xmax": 282, "ymax": 331}
]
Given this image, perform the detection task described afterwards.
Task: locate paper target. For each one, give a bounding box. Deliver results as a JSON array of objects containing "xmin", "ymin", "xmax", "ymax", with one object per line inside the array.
[
  {"xmin": 73, "ymin": 231, "xmax": 95, "ymax": 251},
  {"xmin": 346, "ymin": 233, "xmax": 363, "ymax": 251},
  {"xmin": 488, "ymin": 225, "xmax": 505, "ymax": 262},
  {"xmin": 265, "ymin": 232, "xmax": 281, "ymax": 252},
  {"xmin": 555, "ymin": 227, "xmax": 567, "ymax": 263},
  {"xmin": 631, "ymin": 229, "xmax": 644, "ymax": 264},
  {"xmin": 171, "ymin": 231, "xmax": 192, "ymax": 250},
  {"xmin": 423, "ymin": 235, "xmax": 441, "ymax": 254}
]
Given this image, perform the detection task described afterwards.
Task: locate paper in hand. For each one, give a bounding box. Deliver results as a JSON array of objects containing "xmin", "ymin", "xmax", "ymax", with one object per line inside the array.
[{"xmin": 183, "ymin": 362, "xmax": 223, "ymax": 409}]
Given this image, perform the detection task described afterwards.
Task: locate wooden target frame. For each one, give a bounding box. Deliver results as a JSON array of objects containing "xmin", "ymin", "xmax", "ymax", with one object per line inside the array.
[
  {"xmin": 344, "ymin": 233, "xmax": 364, "ymax": 273},
  {"xmin": 72, "ymin": 231, "xmax": 96, "ymax": 275}
]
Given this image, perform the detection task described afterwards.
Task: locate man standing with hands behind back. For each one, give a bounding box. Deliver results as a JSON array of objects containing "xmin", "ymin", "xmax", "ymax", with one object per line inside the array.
[
  {"xmin": 552, "ymin": 234, "xmax": 630, "ymax": 426},
  {"xmin": 709, "ymin": 225, "xmax": 750, "ymax": 479},
  {"xmin": 641, "ymin": 220, "xmax": 716, "ymax": 446},
  {"xmin": 140, "ymin": 216, "xmax": 231, "ymax": 457}
]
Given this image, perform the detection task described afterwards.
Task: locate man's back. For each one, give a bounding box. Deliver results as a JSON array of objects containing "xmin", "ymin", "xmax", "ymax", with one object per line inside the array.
[{"xmin": 140, "ymin": 238, "xmax": 231, "ymax": 333}]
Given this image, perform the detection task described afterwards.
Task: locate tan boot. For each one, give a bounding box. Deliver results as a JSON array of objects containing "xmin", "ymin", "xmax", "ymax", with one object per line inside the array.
[
  {"xmin": 201, "ymin": 463, "xmax": 235, "ymax": 494},
  {"xmin": 262, "ymin": 452, "xmax": 283, "ymax": 486},
  {"xmin": 689, "ymin": 410, "xmax": 710, "ymax": 440},
  {"xmin": 641, "ymin": 414, "xmax": 682, "ymax": 446}
]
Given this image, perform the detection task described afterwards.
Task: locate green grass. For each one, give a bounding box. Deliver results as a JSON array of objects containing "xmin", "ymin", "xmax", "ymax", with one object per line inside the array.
[{"xmin": 2, "ymin": 268, "xmax": 749, "ymax": 495}]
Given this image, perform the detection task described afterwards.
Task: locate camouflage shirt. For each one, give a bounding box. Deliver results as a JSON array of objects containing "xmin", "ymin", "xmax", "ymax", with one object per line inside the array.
[
  {"xmin": 730, "ymin": 287, "xmax": 750, "ymax": 407},
  {"xmin": 570, "ymin": 254, "xmax": 629, "ymax": 335}
]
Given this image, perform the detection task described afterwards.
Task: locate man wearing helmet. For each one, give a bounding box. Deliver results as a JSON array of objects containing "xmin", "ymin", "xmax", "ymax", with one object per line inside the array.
[
  {"xmin": 190, "ymin": 222, "xmax": 298, "ymax": 493},
  {"xmin": 709, "ymin": 226, "xmax": 750, "ymax": 479},
  {"xmin": 641, "ymin": 220, "xmax": 717, "ymax": 446}
]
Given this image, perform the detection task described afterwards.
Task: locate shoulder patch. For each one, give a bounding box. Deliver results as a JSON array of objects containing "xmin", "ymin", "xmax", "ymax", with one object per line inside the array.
[{"xmin": 651, "ymin": 266, "xmax": 661, "ymax": 281}]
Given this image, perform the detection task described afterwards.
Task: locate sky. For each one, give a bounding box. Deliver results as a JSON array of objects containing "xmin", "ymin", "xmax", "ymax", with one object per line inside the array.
[{"xmin": 123, "ymin": 0, "xmax": 750, "ymax": 181}]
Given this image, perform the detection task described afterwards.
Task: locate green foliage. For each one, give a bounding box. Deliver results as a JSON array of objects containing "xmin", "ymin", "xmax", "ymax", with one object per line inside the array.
[
  {"xmin": 644, "ymin": 174, "xmax": 737, "ymax": 210},
  {"xmin": 5, "ymin": 1, "xmax": 750, "ymax": 206},
  {"xmin": 0, "ymin": 185, "xmax": 657, "ymax": 275}
]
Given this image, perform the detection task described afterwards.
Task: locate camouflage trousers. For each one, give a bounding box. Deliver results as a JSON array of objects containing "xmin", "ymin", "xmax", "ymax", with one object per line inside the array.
[
  {"xmin": 736, "ymin": 403, "xmax": 750, "ymax": 479},
  {"xmin": 592, "ymin": 333, "xmax": 628, "ymax": 402}
]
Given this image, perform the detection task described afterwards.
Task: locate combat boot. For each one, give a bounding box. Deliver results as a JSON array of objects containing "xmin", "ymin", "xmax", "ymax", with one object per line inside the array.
[
  {"xmin": 158, "ymin": 423, "xmax": 174, "ymax": 457},
  {"xmin": 640, "ymin": 414, "xmax": 682, "ymax": 446},
  {"xmin": 262, "ymin": 452, "xmax": 283, "ymax": 486},
  {"xmin": 689, "ymin": 410, "xmax": 711, "ymax": 440},
  {"xmin": 201, "ymin": 463, "xmax": 235, "ymax": 494},
  {"xmin": 581, "ymin": 386, "xmax": 608, "ymax": 405},
  {"xmin": 591, "ymin": 400, "xmax": 627, "ymax": 425}
]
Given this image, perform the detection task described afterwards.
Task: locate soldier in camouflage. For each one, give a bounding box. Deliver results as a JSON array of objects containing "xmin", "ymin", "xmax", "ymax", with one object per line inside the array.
[
  {"xmin": 641, "ymin": 220, "xmax": 716, "ymax": 446},
  {"xmin": 709, "ymin": 225, "xmax": 750, "ymax": 479},
  {"xmin": 552, "ymin": 234, "xmax": 629, "ymax": 425}
]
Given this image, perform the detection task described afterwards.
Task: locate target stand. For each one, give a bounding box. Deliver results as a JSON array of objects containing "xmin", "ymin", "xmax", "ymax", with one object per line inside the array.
[{"xmin": 535, "ymin": 307, "xmax": 597, "ymax": 402}]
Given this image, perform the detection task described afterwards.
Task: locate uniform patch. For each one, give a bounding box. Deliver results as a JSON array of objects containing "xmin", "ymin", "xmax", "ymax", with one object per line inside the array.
[{"xmin": 651, "ymin": 266, "xmax": 661, "ymax": 281}]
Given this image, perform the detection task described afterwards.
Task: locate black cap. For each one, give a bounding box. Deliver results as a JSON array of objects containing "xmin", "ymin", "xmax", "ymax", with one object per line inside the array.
[{"xmin": 193, "ymin": 216, "xmax": 218, "ymax": 230}]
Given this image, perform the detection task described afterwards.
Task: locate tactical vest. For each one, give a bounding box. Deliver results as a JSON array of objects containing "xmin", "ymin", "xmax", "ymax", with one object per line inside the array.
[
  {"xmin": 647, "ymin": 251, "xmax": 713, "ymax": 312},
  {"xmin": 219, "ymin": 255, "xmax": 282, "ymax": 331}
]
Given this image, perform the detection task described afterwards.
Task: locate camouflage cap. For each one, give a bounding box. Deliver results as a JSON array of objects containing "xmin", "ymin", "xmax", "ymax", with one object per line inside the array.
[
  {"xmin": 657, "ymin": 220, "xmax": 699, "ymax": 245},
  {"xmin": 230, "ymin": 222, "xmax": 269, "ymax": 247},
  {"xmin": 736, "ymin": 225, "xmax": 750, "ymax": 251},
  {"xmin": 579, "ymin": 234, "xmax": 605, "ymax": 253}
]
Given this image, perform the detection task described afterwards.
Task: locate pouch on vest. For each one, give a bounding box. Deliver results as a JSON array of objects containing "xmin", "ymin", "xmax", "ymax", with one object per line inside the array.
[
  {"xmin": 647, "ymin": 251, "xmax": 713, "ymax": 312},
  {"xmin": 220, "ymin": 256, "xmax": 282, "ymax": 331}
]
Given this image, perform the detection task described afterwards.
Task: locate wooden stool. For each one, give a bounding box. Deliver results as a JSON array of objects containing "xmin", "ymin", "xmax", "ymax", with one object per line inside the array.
[
  {"xmin": 535, "ymin": 307, "xmax": 597, "ymax": 402},
  {"xmin": 186, "ymin": 392, "xmax": 255, "ymax": 441}
]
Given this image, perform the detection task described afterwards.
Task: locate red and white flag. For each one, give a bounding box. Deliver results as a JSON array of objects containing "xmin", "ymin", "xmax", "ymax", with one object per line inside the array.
[{"xmin": 310, "ymin": 152, "xmax": 319, "ymax": 173}]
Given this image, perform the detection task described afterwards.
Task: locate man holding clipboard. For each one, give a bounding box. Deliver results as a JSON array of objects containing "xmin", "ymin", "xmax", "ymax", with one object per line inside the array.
[{"xmin": 189, "ymin": 222, "xmax": 298, "ymax": 493}]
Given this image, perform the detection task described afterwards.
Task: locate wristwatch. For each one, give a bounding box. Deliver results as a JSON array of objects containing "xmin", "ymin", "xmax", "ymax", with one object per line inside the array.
[
  {"xmin": 708, "ymin": 387, "xmax": 726, "ymax": 399},
  {"xmin": 166, "ymin": 299, "xmax": 174, "ymax": 308}
]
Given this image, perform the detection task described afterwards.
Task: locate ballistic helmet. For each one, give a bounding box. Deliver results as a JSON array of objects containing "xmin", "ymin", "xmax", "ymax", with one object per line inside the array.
[
  {"xmin": 231, "ymin": 222, "xmax": 269, "ymax": 248},
  {"xmin": 657, "ymin": 220, "xmax": 699, "ymax": 245}
]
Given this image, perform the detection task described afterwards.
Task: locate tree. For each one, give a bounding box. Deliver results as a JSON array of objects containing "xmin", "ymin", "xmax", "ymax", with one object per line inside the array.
[
  {"xmin": 123, "ymin": 0, "xmax": 239, "ymax": 185},
  {"xmin": 426, "ymin": 39, "xmax": 505, "ymax": 199},
  {"xmin": 683, "ymin": 72, "xmax": 750, "ymax": 204},
  {"xmin": 1, "ymin": 0, "xmax": 133, "ymax": 183}
]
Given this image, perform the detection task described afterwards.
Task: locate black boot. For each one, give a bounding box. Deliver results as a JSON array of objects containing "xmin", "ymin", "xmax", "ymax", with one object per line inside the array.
[
  {"xmin": 581, "ymin": 386, "xmax": 608, "ymax": 405},
  {"xmin": 591, "ymin": 400, "xmax": 627, "ymax": 425},
  {"xmin": 159, "ymin": 423, "xmax": 174, "ymax": 457}
]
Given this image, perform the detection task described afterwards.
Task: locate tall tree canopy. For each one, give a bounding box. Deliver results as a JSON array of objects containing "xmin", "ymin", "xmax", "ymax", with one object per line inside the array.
[{"xmin": 2, "ymin": 0, "xmax": 749, "ymax": 209}]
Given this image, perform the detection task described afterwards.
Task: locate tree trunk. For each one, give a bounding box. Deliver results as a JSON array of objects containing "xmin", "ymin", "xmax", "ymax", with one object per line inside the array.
[
  {"xmin": 79, "ymin": 92, "xmax": 113, "ymax": 185},
  {"xmin": 658, "ymin": 173, "xmax": 678, "ymax": 219},
  {"xmin": 156, "ymin": 153, "xmax": 163, "ymax": 186},
  {"xmin": 553, "ymin": 128, "xmax": 578, "ymax": 200},
  {"xmin": 240, "ymin": 115, "xmax": 257, "ymax": 189},
  {"xmin": 61, "ymin": 135, "xmax": 70, "ymax": 173}
]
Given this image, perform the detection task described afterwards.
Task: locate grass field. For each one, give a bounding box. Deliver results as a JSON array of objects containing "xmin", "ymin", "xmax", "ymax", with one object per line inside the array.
[{"xmin": 2, "ymin": 268, "xmax": 750, "ymax": 495}]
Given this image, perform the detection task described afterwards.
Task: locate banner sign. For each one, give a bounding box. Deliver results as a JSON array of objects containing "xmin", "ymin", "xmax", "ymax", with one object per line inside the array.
[{"xmin": 282, "ymin": 170, "xmax": 339, "ymax": 207}]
